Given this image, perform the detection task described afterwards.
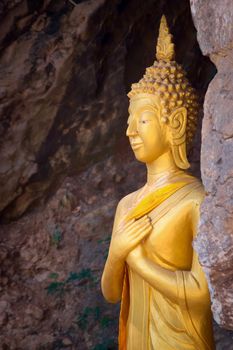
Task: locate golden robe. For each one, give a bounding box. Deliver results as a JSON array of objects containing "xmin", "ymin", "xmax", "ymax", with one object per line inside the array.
[{"xmin": 118, "ymin": 178, "xmax": 215, "ymax": 350}]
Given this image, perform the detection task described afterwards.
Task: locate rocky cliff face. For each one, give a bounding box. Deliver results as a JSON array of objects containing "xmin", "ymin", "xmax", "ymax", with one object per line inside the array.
[
  {"xmin": 1, "ymin": 0, "xmax": 231, "ymax": 349},
  {"xmin": 191, "ymin": 0, "xmax": 233, "ymax": 332},
  {"xmin": 0, "ymin": 0, "xmax": 129, "ymax": 220},
  {"xmin": 0, "ymin": 0, "xmax": 213, "ymax": 221}
]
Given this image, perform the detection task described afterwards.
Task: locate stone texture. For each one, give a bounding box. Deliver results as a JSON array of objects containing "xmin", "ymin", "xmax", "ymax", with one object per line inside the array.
[
  {"xmin": 0, "ymin": 150, "xmax": 145, "ymax": 349},
  {"xmin": 0, "ymin": 0, "xmax": 214, "ymax": 221},
  {"xmin": 0, "ymin": 0, "xmax": 223, "ymax": 349},
  {"xmin": 0, "ymin": 0, "xmax": 125, "ymax": 219},
  {"xmin": 190, "ymin": 0, "xmax": 233, "ymax": 334}
]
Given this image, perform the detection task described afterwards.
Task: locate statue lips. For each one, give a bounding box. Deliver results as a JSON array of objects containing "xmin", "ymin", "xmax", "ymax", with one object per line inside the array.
[
  {"xmin": 131, "ymin": 142, "xmax": 143, "ymax": 151},
  {"xmin": 129, "ymin": 139, "xmax": 143, "ymax": 151}
]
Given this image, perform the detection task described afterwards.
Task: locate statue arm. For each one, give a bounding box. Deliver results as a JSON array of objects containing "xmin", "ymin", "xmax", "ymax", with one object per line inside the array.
[
  {"xmin": 101, "ymin": 198, "xmax": 152, "ymax": 303},
  {"xmin": 101, "ymin": 202, "xmax": 125, "ymax": 303},
  {"xmin": 126, "ymin": 245, "xmax": 178, "ymax": 302},
  {"xmin": 126, "ymin": 200, "xmax": 210, "ymax": 306},
  {"xmin": 176, "ymin": 201, "xmax": 211, "ymax": 309}
]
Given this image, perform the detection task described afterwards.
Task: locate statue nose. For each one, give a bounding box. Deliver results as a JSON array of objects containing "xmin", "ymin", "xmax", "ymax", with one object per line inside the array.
[{"xmin": 126, "ymin": 118, "xmax": 138, "ymax": 136}]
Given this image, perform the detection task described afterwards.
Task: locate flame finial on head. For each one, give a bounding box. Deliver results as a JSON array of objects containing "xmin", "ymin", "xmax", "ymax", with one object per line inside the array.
[{"xmin": 156, "ymin": 15, "xmax": 175, "ymax": 62}]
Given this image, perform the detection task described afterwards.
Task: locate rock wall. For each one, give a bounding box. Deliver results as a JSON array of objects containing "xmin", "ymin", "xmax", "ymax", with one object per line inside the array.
[
  {"xmin": 0, "ymin": 151, "xmax": 145, "ymax": 349},
  {"xmin": 0, "ymin": 0, "xmax": 214, "ymax": 221},
  {"xmin": 0, "ymin": 0, "xmax": 128, "ymax": 220},
  {"xmin": 190, "ymin": 0, "xmax": 233, "ymax": 332},
  {"xmin": 0, "ymin": 0, "xmax": 228, "ymax": 349}
]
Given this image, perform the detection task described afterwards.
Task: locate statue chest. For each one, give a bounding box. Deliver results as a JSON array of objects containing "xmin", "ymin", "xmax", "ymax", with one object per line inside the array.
[{"xmin": 142, "ymin": 206, "xmax": 193, "ymax": 271}]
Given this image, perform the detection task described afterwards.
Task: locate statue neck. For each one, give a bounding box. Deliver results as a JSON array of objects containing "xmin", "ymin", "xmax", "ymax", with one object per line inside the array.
[{"xmin": 146, "ymin": 150, "xmax": 180, "ymax": 186}]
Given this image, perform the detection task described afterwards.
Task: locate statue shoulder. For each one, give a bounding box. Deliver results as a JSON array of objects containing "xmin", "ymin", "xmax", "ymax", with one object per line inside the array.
[
  {"xmin": 174, "ymin": 178, "xmax": 205, "ymax": 215},
  {"xmin": 161, "ymin": 180, "xmax": 205, "ymax": 232},
  {"xmin": 179, "ymin": 173, "xmax": 205, "ymax": 205},
  {"xmin": 113, "ymin": 188, "xmax": 143, "ymax": 227},
  {"xmin": 188, "ymin": 177, "xmax": 205, "ymax": 205},
  {"xmin": 117, "ymin": 188, "xmax": 142, "ymax": 213}
]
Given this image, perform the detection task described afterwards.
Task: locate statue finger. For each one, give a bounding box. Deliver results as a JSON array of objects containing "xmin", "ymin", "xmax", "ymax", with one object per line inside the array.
[
  {"xmin": 129, "ymin": 225, "xmax": 152, "ymax": 239},
  {"xmin": 127, "ymin": 220, "xmax": 151, "ymax": 235}
]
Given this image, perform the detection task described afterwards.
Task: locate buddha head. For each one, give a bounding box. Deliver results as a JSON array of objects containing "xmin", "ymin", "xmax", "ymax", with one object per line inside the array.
[{"xmin": 126, "ymin": 15, "xmax": 199, "ymax": 169}]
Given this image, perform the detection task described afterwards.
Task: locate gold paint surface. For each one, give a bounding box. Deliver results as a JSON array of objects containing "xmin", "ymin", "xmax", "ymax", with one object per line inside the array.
[{"xmin": 101, "ymin": 15, "xmax": 215, "ymax": 350}]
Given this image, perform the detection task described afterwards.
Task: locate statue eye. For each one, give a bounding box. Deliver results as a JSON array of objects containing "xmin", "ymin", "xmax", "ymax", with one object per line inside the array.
[{"xmin": 139, "ymin": 112, "xmax": 153, "ymax": 124}]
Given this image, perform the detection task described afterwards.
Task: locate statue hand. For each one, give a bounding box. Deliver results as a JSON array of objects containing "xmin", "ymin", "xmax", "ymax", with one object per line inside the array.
[
  {"xmin": 109, "ymin": 215, "xmax": 152, "ymax": 262},
  {"xmin": 126, "ymin": 244, "xmax": 144, "ymax": 268}
]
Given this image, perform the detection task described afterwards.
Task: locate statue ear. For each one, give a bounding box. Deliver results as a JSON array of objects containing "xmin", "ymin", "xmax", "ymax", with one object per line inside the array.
[{"xmin": 168, "ymin": 107, "xmax": 190, "ymax": 169}]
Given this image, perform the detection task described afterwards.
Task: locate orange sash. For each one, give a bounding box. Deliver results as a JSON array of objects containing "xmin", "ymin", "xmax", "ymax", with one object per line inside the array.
[{"xmin": 126, "ymin": 182, "xmax": 188, "ymax": 221}]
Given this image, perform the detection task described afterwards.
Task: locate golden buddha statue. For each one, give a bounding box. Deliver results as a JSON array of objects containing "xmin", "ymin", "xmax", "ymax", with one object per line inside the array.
[{"xmin": 101, "ymin": 15, "xmax": 215, "ymax": 350}]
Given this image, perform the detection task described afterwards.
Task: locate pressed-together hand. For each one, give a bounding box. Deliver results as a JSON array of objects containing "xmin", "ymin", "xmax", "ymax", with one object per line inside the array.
[
  {"xmin": 126, "ymin": 244, "xmax": 144, "ymax": 267},
  {"xmin": 109, "ymin": 215, "xmax": 153, "ymax": 261}
]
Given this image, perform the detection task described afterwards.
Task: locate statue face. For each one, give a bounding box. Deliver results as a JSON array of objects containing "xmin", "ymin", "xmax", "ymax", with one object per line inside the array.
[{"xmin": 126, "ymin": 94, "xmax": 169, "ymax": 164}]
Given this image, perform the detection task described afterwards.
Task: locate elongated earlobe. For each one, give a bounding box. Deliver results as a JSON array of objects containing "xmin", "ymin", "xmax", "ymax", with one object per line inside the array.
[{"xmin": 168, "ymin": 107, "xmax": 190, "ymax": 169}]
